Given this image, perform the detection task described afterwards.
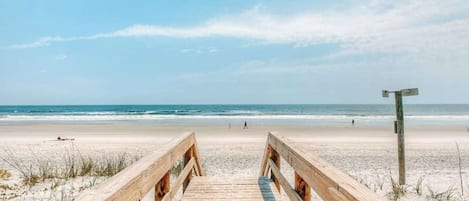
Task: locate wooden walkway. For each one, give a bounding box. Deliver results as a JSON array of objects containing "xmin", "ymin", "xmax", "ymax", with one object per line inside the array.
[
  {"xmin": 183, "ymin": 177, "xmax": 282, "ymax": 201},
  {"xmin": 77, "ymin": 132, "xmax": 386, "ymax": 201}
]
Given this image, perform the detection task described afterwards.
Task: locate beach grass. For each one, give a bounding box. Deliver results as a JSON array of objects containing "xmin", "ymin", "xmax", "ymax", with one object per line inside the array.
[{"xmin": 0, "ymin": 146, "xmax": 140, "ymax": 186}]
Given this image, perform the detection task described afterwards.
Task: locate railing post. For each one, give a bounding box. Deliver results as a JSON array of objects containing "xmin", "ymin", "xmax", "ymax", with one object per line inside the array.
[
  {"xmin": 270, "ymin": 147, "xmax": 281, "ymax": 192},
  {"xmin": 295, "ymin": 172, "xmax": 311, "ymax": 201},
  {"xmin": 183, "ymin": 146, "xmax": 194, "ymax": 192},
  {"xmin": 155, "ymin": 171, "xmax": 170, "ymax": 201}
]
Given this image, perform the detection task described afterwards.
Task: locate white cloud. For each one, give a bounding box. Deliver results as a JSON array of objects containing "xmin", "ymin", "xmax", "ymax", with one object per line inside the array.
[
  {"xmin": 55, "ymin": 54, "xmax": 67, "ymax": 60},
  {"xmin": 207, "ymin": 47, "xmax": 218, "ymax": 53},
  {"xmin": 9, "ymin": 0, "xmax": 469, "ymax": 65},
  {"xmin": 180, "ymin": 47, "xmax": 218, "ymax": 54}
]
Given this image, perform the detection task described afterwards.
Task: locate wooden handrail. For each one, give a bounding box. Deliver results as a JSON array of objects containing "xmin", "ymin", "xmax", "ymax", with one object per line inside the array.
[
  {"xmin": 260, "ymin": 132, "xmax": 386, "ymax": 201},
  {"xmin": 77, "ymin": 132, "xmax": 204, "ymax": 201}
]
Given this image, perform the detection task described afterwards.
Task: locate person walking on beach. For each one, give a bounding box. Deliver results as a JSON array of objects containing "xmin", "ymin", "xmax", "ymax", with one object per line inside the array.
[
  {"xmin": 243, "ymin": 121, "xmax": 248, "ymax": 129},
  {"xmin": 352, "ymin": 119, "xmax": 355, "ymax": 126}
]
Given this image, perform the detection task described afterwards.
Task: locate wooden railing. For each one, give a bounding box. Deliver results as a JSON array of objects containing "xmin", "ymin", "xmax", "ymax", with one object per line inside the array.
[
  {"xmin": 76, "ymin": 132, "xmax": 204, "ymax": 201},
  {"xmin": 260, "ymin": 132, "xmax": 385, "ymax": 201}
]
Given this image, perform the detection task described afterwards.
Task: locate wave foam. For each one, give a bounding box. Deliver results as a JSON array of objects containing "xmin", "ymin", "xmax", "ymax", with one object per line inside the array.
[{"xmin": 1, "ymin": 114, "xmax": 469, "ymax": 121}]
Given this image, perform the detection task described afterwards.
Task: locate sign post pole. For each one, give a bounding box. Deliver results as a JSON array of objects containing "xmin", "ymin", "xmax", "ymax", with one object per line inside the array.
[
  {"xmin": 395, "ymin": 91, "xmax": 405, "ymax": 185},
  {"xmin": 382, "ymin": 88, "xmax": 418, "ymax": 185}
]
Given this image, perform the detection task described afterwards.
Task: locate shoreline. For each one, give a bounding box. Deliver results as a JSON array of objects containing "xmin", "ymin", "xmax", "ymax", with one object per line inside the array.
[{"xmin": 0, "ymin": 123, "xmax": 468, "ymax": 143}]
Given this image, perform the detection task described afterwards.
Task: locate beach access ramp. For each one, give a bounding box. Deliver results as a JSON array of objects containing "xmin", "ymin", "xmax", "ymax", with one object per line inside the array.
[{"xmin": 76, "ymin": 132, "xmax": 385, "ymax": 201}]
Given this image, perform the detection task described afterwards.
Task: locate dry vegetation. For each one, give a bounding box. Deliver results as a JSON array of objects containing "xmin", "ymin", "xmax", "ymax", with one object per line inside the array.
[
  {"xmin": 0, "ymin": 145, "xmax": 143, "ymax": 200},
  {"xmin": 1, "ymin": 146, "xmax": 138, "ymax": 186}
]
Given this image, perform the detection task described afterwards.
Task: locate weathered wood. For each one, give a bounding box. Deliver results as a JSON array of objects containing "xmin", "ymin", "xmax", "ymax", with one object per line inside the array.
[
  {"xmin": 260, "ymin": 141, "xmax": 271, "ymax": 176},
  {"xmin": 395, "ymin": 91, "xmax": 406, "ymax": 185},
  {"xmin": 268, "ymin": 159, "xmax": 302, "ymax": 201},
  {"xmin": 192, "ymin": 141, "xmax": 205, "ymax": 176},
  {"xmin": 295, "ymin": 172, "xmax": 311, "ymax": 201},
  {"xmin": 159, "ymin": 194, "xmax": 171, "ymax": 201},
  {"xmin": 155, "ymin": 171, "xmax": 170, "ymax": 201},
  {"xmin": 265, "ymin": 132, "xmax": 386, "ymax": 201},
  {"xmin": 183, "ymin": 176, "xmax": 283, "ymax": 201},
  {"xmin": 76, "ymin": 132, "xmax": 204, "ymax": 201},
  {"xmin": 183, "ymin": 146, "xmax": 194, "ymax": 192},
  {"xmin": 78, "ymin": 131, "xmax": 385, "ymax": 201},
  {"xmin": 171, "ymin": 158, "xmax": 195, "ymax": 199},
  {"xmin": 270, "ymin": 147, "xmax": 280, "ymax": 192}
]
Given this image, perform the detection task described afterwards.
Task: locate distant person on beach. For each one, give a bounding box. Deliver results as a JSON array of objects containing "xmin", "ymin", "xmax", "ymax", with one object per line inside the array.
[
  {"xmin": 243, "ymin": 121, "xmax": 248, "ymax": 129},
  {"xmin": 57, "ymin": 136, "xmax": 75, "ymax": 141},
  {"xmin": 352, "ymin": 119, "xmax": 355, "ymax": 125}
]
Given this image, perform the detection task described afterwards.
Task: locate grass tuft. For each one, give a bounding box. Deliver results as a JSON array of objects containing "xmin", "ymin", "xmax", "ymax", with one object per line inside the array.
[
  {"xmin": 414, "ymin": 176, "xmax": 424, "ymax": 196},
  {"xmin": 386, "ymin": 171, "xmax": 406, "ymax": 201},
  {"xmin": 427, "ymin": 185, "xmax": 456, "ymax": 201}
]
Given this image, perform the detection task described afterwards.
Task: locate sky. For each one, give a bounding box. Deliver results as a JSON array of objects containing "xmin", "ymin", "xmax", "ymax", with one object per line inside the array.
[{"xmin": 1, "ymin": 0, "xmax": 468, "ymax": 105}]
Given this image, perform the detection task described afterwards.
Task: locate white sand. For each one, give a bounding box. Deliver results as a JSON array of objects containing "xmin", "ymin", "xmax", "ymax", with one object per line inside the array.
[{"xmin": 1, "ymin": 123, "xmax": 469, "ymax": 200}]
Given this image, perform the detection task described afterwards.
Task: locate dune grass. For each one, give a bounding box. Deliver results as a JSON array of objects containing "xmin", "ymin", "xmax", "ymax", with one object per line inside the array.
[{"xmin": 0, "ymin": 146, "xmax": 140, "ymax": 186}]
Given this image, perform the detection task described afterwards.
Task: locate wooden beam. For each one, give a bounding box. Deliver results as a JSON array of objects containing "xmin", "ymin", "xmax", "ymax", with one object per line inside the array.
[
  {"xmin": 270, "ymin": 147, "xmax": 280, "ymax": 192},
  {"xmin": 259, "ymin": 138, "xmax": 272, "ymax": 176},
  {"xmin": 268, "ymin": 159, "xmax": 302, "ymax": 201},
  {"xmin": 295, "ymin": 172, "xmax": 311, "ymax": 201},
  {"xmin": 171, "ymin": 158, "xmax": 195, "ymax": 200},
  {"xmin": 155, "ymin": 171, "xmax": 170, "ymax": 201},
  {"xmin": 183, "ymin": 146, "xmax": 194, "ymax": 192},
  {"xmin": 192, "ymin": 139, "xmax": 205, "ymax": 176},
  {"xmin": 395, "ymin": 91, "xmax": 406, "ymax": 185}
]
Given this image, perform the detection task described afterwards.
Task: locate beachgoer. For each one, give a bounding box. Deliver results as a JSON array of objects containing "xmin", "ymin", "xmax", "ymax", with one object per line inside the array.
[
  {"xmin": 57, "ymin": 136, "xmax": 75, "ymax": 141},
  {"xmin": 244, "ymin": 121, "xmax": 248, "ymax": 129},
  {"xmin": 352, "ymin": 119, "xmax": 355, "ymax": 125}
]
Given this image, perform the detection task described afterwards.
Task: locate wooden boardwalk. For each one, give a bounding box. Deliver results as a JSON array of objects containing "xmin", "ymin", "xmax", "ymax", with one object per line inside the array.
[
  {"xmin": 183, "ymin": 177, "xmax": 282, "ymax": 201},
  {"xmin": 77, "ymin": 132, "xmax": 386, "ymax": 201}
]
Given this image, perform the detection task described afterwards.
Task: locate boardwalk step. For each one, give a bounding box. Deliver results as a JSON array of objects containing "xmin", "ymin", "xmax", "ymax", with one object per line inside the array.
[{"xmin": 183, "ymin": 176, "xmax": 283, "ymax": 201}]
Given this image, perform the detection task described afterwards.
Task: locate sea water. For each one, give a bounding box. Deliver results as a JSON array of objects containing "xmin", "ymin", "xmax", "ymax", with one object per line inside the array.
[{"xmin": 0, "ymin": 104, "xmax": 468, "ymax": 126}]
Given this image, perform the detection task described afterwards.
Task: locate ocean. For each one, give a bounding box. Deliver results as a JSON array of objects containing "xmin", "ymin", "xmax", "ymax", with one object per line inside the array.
[{"xmin": 0, "ymin": 104, "xmax": 468, "ymax": 126}]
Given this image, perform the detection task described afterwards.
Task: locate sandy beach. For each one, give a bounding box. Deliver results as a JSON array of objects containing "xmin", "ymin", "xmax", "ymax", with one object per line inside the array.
[{"xmin": 1, "ymin": 123, "xmax": 469, "ymax": 200}]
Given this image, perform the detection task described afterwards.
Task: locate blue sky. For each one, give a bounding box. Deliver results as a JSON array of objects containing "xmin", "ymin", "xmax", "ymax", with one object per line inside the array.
[{"xmin": 1, "ymin": 0, "xmax": 468, "ymax": 104}]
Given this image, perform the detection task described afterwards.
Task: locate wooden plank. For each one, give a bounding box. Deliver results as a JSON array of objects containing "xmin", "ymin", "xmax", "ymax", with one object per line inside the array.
[
  {"xmin": 183, "ymin": 147, "xmax": 194, "ymax": 192},
  {"xmin": 259, "ymin": 140, "xmax": 271, "ymax": 176},
  {"xmin": 268, "ymin": 159, "xmax": 302, "ymax": 201},
  {"xmin": 270, "ymin": 148, "xmax": 281, "ymax": 192},
  {"xmin": 76, "ymin": 132, "xmax": 197, "ymax": 201},
  {"xmin": 192, "ymin": 139, "xmax": 206, "ymax": 176},
  {"xmin": 267, "ymin": 132, "xmax": 386, "ymax": 201},
  {"xmin": 183, "ymin": 176, "xmax": 282, "ymax": 201},
  {"xmin": 188, "ymin": 177, "xmax": 266, "ymax": 184},
  {"xmin": 155, "ymin": 171, "xmax": 170, "ymax": 201},
  {"xmin": 171, "ymin": 158, "xmax": 195, "ymax": 199},
  {"xmin": 160, "ymin": 194, "xmax": 171, "ymax": 201},
  {"xmin": 295, "ymin": 171, "xmax": 311, "ymax": 201}
]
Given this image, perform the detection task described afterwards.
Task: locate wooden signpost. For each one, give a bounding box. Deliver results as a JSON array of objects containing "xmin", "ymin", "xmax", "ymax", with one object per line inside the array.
[{"xmin": 382, "ymin": 88, "xmax": 418, "ymax": 185}]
